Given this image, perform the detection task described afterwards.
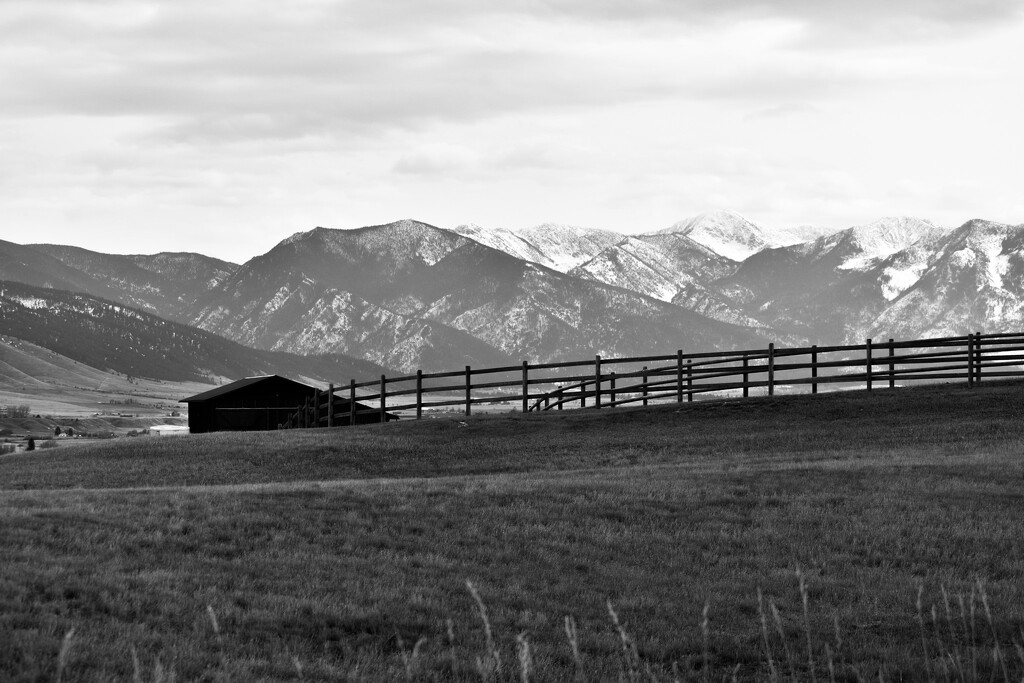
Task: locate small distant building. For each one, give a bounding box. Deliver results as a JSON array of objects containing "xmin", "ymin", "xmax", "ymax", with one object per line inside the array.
[
  {"xmin": 180, "ymin": 375, "xmax": 394, "ymax": 433},
  {"xmin": 149, "ymin": 425, "xmax": 190, "ymax": 437}
]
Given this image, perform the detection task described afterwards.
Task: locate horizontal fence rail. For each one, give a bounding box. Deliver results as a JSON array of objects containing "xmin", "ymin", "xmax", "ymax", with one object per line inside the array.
[{"xmin": 279, "ymin": 332, "xmax": 1024, "ymax": 429}]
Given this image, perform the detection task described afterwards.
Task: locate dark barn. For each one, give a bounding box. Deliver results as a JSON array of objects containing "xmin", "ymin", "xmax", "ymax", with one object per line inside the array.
[{"xmin": 180, "ymin": 375, "xmax": 392, "ymax": 433}]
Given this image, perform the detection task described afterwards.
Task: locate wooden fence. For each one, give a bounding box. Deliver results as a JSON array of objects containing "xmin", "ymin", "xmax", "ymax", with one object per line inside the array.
[{"xmin": 281, "ymin": 332, "xmax": 1024, "ymax": 428}]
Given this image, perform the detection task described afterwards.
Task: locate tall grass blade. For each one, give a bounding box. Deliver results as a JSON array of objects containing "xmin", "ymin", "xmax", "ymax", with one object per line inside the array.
[
  {"xmin": 970, "ymin": 585, "xmax": 980, "ymax": 683},
  {"xmin": 206, "ymin": 605, "xmax": 221, "ymax": 641},
  {"xmin": 131, "ymin": 645, "xmax": 143, "ymax": 683},
  {"xmin": 466, "ymin": 580, "xmax": 502, "ymax": 678},
  {"xmin": 798, "ymin": 567, "xmax": 818, "ymax": 683},
  {"xmin": 207, "ymin": 604, "xmax": 227, "ymax": 671},
  {"xmin": 957, "ymin": 592, "xmax": 972, "ymax": 680},
  {"xmin": 942, "ymin": 587, "xmax": 966, "ymax": 681},
  {"xmin": 564, "ymin": 615, "xmax": 586, "ymax": 683},
  {"xmin": 931, "ymin": 604, "xmax": 953, "ymax": 683},
  {"xmin": 978, "ymin": 581, "xmax": 1010, "ymax": 682},
  {"xmin": 516, "ymin": 632, "xmax": 532, "ymax": 683},
  {"xmin": 770, "ymin": 600, "xmax": 797, "ymax": 683},
  {"xmin": 758, "ymin": 588, "xmax": 780, "ymax": 683},
  {"xmin": 55, "ymin": 628, "xmax": 75, "ymax": 683},
  {"xmin": 701, "ymin": 601, "xmax": 710, "ymax": 683},
  {"xmin": 446, "ymin": 618, "xmax": 459, "ymax": 678},
  {"xmin": 917, "ymin": 585, "xmax": 932, "ymax": 681},
  {"xmin": 396, "ymin": 631, "xmax": 425, "ymax": 682},
  {"xmin": 607, "ymin": 599, "xmax": 640, "ymax": 683}
]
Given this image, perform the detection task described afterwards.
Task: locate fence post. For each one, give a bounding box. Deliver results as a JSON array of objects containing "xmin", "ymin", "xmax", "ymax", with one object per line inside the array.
[
  {"xmin": 677, "ymin": 350, "xmax": 684, "ymax": 404},
  {"xmin": 380, "ymin": 375, "xmax": 387, "ymax": 423},
  {"xmin": 686, "ymin": 359, "xmax": 693, "ymax": 402},
  {"xmin": 767, "ymin": 343, "xmax": 775, "ymax": 396},
  {"xmin": 328, "ymin": 384, "xmax": 335, "ymax": 427},
  {"xmin": 610, "ymin": 372, "xmax": 616, "ymax": 407},
  {"xmin": 465, "ymin": 366, "xmax": 471, "ymax": 416},
  {"xmin": 349, "ymin": 379, "xmax": 356, "ymax": 426},
  {"xmin": 975, "ymin": 331, "xmax": 983, "ymax": 383},
  {"xmin": 642, "ymin": 366, "xmax": 649, "ymax": 407},
  {"xmin": 967, "ymin": 334, "xmax": 975, "ymax": 387},
  {"xmin": 416, "ymin": 370, "xmax": 423, "ymax": 419},
  {"xmin": 866, "ymin": 338, "xmax": 873, "ymax": 391},
  {"xmin": 594, "ymin": 355, "xmax": 602, "ymax": 409},
  {"xmin": 743, "ymin": 354, "xmax": 749, "ymax": 398},
  {"xmin": 301, "ymin": 397, "xmax": 308, "ymax": 428},
  {"xmin": 811, "ymin": 346, "xmax": 818, "ymax": 395},
  {"xmin": 888, "ymin": 339, "xmax": 895, "ymax": 389},
  {"xmin": 522, "ymin": 361, "xmax": 529, "ymax": 413}
]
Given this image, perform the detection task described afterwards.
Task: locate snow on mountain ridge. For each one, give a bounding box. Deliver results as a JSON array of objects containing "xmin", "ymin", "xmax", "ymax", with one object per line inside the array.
[
  {"xmin": 654, "ymin": 210, "xmax": 772, "ymax": 261},
  {"xmin": 837, "ymin": 217, "xmax": 948, "ymax": 270},
  {"xmin": 282, "ymin": 221, "xmax": 468, "ymax": 267},
  {"xmin": 570, "ymin": 236, "xmax": 683, "ymax": 301},
  {"xmin": 507, "ymin": 223, "xmax": 624, "ymax": 272},
  {"xmin": 451, "ymin": 223, "xmax": 623, "ymax": 272},
  {"xmin": 771, "ymin": 224, "xmax": 841, "ymax": 246},
  {"xmin": 451, "ymin": 224, "xmax": 551, "ymax": 267},
  {"xmin": 867, "ymin": 220, "xmax": 1024, "ymax": 340}
]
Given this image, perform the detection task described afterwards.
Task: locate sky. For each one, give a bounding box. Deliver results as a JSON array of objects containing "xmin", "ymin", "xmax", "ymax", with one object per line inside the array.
[{"xmin": 1, "ymin": 0, "xmax": 1023, "ymax": 263}]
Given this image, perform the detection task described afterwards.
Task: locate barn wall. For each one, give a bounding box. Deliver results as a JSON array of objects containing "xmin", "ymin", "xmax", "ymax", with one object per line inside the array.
[{"xmin": 185, "ymin": 378, "xmax": 319, "ymax": 433}]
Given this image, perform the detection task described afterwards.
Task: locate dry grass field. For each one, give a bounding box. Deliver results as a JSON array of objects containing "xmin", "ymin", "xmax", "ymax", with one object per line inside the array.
[{"xmin": 2, "ymin": 381, "xmax": 1023, "ymax": 681}]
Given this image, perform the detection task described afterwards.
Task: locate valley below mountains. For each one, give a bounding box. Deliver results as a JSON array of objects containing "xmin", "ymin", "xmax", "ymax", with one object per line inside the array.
[{"xmin": 3, "ymin": 210, "xmax": 1023, "ymax": 381}]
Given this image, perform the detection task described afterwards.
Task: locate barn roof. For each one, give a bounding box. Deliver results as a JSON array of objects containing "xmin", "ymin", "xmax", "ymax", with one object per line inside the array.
[{"xmin": 180, "ymin": 375, "xmax": 316, "ymax": 403}]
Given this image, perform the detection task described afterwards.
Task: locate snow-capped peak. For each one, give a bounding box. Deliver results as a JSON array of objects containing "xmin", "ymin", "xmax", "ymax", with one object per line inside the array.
[
  {"xmin": 515, "ymin": 224, "xmax": 624, "ymax": 271},
  {"xmin": 656, "ymin": 210, "xmax": 772, "ymax": 261},
  {"xmin": 451, "ymin": 223, "xmax": 622, "ymax": 272},
  {"xmin": 838, "ymin": 216, "xmax": 948, "ymax": 270}
]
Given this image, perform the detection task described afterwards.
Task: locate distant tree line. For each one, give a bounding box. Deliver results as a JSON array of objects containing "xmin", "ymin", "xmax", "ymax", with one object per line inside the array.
[{"xmin": 1, "ymin": 404, "xmax": 31, "ymax": 418}]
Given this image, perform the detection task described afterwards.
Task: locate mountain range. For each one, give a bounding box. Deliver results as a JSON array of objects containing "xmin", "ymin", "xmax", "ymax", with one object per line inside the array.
[
  {"xmin": 0, "ymin": 280, "xmax": 386, "ymax": 384},
  {"xmin": 2, "ymin": 210, "xmax": 1022, "ymax": 380}
]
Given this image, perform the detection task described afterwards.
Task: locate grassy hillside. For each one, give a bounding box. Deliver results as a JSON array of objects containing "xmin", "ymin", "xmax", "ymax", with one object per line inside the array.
[
  {"xmin": 2, "ymin": 382, "xmax": 1023, "ymax": 681},
  {"xmin": 0, "ymin": 280, "xmax": 388, "ymax": 384},
  {"xmin": 0, "ymin": 333, "xmax": 210, "ymax": 428}
]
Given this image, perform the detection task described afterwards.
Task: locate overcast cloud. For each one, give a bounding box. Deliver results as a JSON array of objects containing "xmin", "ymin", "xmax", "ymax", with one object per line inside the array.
[{"xmin": 1, "ymin": 0, "xmax": 1022, "ymax": 260}]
